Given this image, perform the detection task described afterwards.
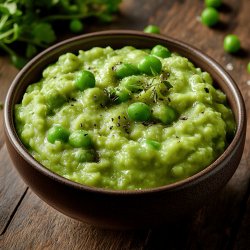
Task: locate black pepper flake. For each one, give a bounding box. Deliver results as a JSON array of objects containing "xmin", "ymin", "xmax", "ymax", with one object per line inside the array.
[
  {"xmin": 159, "ymin": 98, "xmax": 164, "ymax": 101},
  {"xmin": 110, "ymin": 126, "xmax": 113, "ymax": 130},
  {"xmin": 84, "ymin": 134, "xmax": 88, "ymax": 136},
  {"xmin": 94, "ymin": 124, "xmax": 97, "ymax": 127},
  {"xmin": 142, "ymin": 122, "xmax": 150, "ymax": 126},
  {"xmin": 118, "ymin": 116, "xmax": 121, "ymax": 119},
  {"xmin": 100, "ymin": 103, "xmax": 105, "ymax": 108},
  {"xmin": 111, "ymin": 118, "xmax": 114, "ymax": 121},
  {"xmin": 71, "ymin": 104, "xmax": 74, "ymax": 106},
  {"xmin": 80, "ymin": 123, "xmax": 83, "ymax": 127},
  {"xmin": 117, "ymin": 123, "xmax": 120, "ymax": 127},
  {"xmin": 180, "ymin": 116, "xmax": 188, "ymax": 120},
  {"xmin": 168, "ymin": 97, "xmax": 171, "ymax": 102},
  {"xmin": 204, "ymin": 87, "xmax": 209, "ymax": 93},
  {"xmin": 123, "ymin": 125, "xmax": 130, "ymax": 134},
  {"xmin": 124, "ymin": 116, "xmax": 127, "ymax": 120},
  {"xmin": 201, "ymin": 111, "xmax": 204, "ymax": 114}
]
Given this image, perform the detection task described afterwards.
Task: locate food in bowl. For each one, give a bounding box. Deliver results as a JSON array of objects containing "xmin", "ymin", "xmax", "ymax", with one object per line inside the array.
[{"xmin": 14, "ymin": 45, "xmax": 236, "ymax": 190}]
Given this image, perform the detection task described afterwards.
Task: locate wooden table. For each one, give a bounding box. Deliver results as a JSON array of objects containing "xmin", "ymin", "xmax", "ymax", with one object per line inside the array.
[{"xmin": 1, "ymin": 0, "xmax": 250, "ymax": 249}]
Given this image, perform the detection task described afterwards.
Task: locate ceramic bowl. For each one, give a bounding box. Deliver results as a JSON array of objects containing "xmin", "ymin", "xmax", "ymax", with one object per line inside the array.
[{"xmin": 4, "ymin": 30, "xmax": 246, "ymax": 229}]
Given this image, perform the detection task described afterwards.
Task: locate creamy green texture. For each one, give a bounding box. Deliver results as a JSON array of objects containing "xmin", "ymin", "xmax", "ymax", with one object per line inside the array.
[{"xmin": 15, "ymin": 46, "xmax": 236, "ymax": 190}]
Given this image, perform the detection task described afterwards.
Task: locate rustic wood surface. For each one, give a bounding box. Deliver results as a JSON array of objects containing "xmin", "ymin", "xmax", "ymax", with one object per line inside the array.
[{"xmin": 0, "ymin": 0, "xmax": 250, "ymax": 249}]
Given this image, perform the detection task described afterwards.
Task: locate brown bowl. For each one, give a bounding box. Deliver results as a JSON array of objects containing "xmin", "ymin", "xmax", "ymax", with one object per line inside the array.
[{"xmin": 4, "ymin": 30, "xmax": 246, "ymax": 229}]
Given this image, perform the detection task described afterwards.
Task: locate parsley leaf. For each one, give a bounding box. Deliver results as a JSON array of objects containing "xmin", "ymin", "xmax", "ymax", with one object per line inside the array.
[{"xmin": 0, "ymin": 0, "xmax": 122, "ymax": 68}]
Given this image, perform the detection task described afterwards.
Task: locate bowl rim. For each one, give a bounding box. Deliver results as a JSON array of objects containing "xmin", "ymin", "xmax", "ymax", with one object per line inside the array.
[{"xmin": 4, "ymin": 30, "xmax": 246, "ymax": 195}]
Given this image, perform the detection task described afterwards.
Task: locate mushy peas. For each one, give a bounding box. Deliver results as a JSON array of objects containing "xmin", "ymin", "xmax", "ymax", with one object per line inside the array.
[{"xmin": 15, "ymin": 45, "xmax": 236, "ymax": 190}]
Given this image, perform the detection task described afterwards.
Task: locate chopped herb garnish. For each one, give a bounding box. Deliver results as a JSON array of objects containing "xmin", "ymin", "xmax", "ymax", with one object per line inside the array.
[{"xmin": 163, "ymin": 80, "xmax": 173, "ymax": 90}]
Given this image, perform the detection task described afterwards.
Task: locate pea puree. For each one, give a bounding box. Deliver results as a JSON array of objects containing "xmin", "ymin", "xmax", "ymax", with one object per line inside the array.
[{"xmin": 15, "ymin": 45, "xmax": 236, "ymax": 190}]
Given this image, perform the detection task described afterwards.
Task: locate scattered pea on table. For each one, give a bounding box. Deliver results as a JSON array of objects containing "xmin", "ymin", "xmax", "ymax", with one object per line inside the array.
[
  {"xmin": 143, "ymin": 25, "xmax": 160, "ymax": 34},
  {"xmin": 201, "ymin": 7, "xmax": 219, "ymax": 27},
  {"xmin": 223, "ymin": 34, "xmax": 241, "ymax": 53},
  {"xmin": 205, "ymin": 0, "xmax": 222, "ymax": 8}
]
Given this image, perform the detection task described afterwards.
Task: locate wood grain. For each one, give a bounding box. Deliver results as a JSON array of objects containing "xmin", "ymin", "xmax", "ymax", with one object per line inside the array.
[
  {"xmin": 0, "ymin": 190, "xmax": 149, "ymax": 250},
  {"xmin": 0, "ymin": 57, "xmax": 18, "ymax": 149},
  {"xmin": 0, "ymin": 0, "xmax": 250, "ymax": 249},
  {"xmin": 0, "ymin": 145, "xmax": 27, "ymax": 235}
]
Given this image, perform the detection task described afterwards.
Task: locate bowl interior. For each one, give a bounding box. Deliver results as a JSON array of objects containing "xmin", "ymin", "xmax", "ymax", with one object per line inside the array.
[{"xmin": 4, "ymin": 30, "xmax": 246, "ymax": 193}]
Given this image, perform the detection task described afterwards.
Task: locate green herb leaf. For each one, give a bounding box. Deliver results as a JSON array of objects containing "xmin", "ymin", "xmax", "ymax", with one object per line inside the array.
[
  {"xmin": 32, "ymin": 22, "xmax": 56, "ymax": 44},
  {"xmin": 0, "ymin": 0, "xmax": 122, "ymax": 68}
]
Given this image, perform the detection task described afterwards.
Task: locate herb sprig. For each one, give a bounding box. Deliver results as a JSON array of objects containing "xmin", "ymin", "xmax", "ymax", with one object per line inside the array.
[{"xmin": 0, "ymin": 0, "xmax": 121, "ymax": 68}]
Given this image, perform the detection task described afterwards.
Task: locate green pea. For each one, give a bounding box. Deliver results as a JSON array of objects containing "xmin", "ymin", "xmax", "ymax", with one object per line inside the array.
[
  {"xmin": 46, "ymin": 90, "xmax": 66, "ymax": 110},
  {"xmin": 47, "ymin": 125, "xmax": 70, "ymax": 143},
  {"xmin": 75, "ymin": 149, "xmax": 95, "ymax": 162},
  {"xmin": 70, "ymin": 19, "xmax": 84, "ymax": 33},
  {"xmin": 115, "ymin": 88, "xmax": 131, "ymax": 103},
  {"xmin": 69, "ymin": 130, "xmax": 92, "ymax": 148},
  {"xmin": 75, "ymin": 70, "xmax": 95, "ymax": 90},
  {"xmin": 145, "ymin": 139, "xmax": 161, "ymax": 150},
  {"xmin": 162, "ymin": 106, "xmax": 177, "ymax": 124},
  {"xmin": 171, "ymin": 166, "xmax": 184, "ymax": 177},
  {"xmin": 128, "ymin": 102, "xmax": 151, "ymax": 122},
  {"xmin": 144, "ymin": 25, "xmax": 160, "ymax": 34},
  {"xmin": 120, "ymin": 76, "xmax": 143, "ymax": 93},
  {"xmin": 114, "ymin": 63, "xmax": 139, "ymax": 79},
  {"xmin": 247, "ymin": 62, "xmax": 250, "ymax": 73},
  {"xmin": 151, "ymin": 45, "xmax": 171, "ymax": 58},
  {"xmin": 223, "ymin": 34, "xmax": 241, "ymax": 53},
  {"xmin": 205, "ymin": 0, "xmax": 222, "ymax": 8},
  {"xmin": 138, "ymin": 55, "xmax": 162, "ymax": 76},
  {"xmin": 153, "ymin": 105, "xmax": 177, "ymax": 125},
  {"xmin": 201, "ymin": 7, "xmax": 219, "ymax": 27}
]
